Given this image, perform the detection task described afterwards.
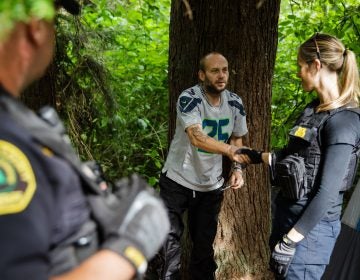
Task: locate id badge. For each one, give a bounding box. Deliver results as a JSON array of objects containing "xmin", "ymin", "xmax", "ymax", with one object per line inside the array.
[{"xmin": 289, "ymin": 125, "xmax": 317, "ymax": 143}]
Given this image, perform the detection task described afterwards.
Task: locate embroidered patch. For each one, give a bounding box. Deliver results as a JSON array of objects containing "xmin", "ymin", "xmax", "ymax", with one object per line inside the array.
[
  {"xmin": 0, "ymin": 140, "xmax": 36, "ymax": 215},
  {"xmin": 294, "ymin": 126, "xmax": 307, "ymax": 138}
]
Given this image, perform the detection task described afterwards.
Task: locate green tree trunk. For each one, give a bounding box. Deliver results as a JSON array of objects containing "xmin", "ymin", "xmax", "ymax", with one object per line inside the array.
[{"xmin": 168, "ymin": 1, "xmax": 280, "ymax": 279}]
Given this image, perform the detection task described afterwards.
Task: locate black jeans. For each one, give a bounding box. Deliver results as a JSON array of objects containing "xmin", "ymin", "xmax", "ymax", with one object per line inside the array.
[{"xmin": 159, "ymin": 173, "xmax": 224, "ymax": 280}]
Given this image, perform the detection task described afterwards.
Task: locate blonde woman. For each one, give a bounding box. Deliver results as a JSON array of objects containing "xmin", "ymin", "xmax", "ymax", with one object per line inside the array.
[{"xmin": 239, "ymin": 33, "xmax": 360, "ymax": 279}]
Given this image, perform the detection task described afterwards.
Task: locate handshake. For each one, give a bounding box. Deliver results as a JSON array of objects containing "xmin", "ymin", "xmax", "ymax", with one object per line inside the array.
[{"xmin": 235, "ymin": 147, "xmax": 264, "ymax": 164}]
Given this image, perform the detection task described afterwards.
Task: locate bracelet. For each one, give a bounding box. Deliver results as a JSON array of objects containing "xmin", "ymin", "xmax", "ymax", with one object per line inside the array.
[
  {"xmin": 231, "ymin": 162, "xmax": 243, "ymax": 173},
  {"xmin": 282, "ymin": 234, "xmax": 297, "ymax": 248}
]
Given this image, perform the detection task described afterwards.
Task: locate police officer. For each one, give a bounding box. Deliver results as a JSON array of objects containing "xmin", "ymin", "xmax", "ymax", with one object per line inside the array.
[
  {"xmin": 0, "ymin": 1, "xmax": 169, "ymax": 280},
  {"xmin": 238, "ymin": 33, "xmax": 360, "ymax": 279}
]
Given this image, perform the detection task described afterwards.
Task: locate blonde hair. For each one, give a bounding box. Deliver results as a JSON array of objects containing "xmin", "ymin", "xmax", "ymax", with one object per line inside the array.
[{"xmin": 298, "ymin": 33, "xmax": 360, "ymax": 112}]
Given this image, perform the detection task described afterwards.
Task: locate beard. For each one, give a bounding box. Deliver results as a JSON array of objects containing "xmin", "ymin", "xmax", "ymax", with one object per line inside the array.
[{"xmin": 204, "ymin": 83, "xmax": 223, "ymax": 95}]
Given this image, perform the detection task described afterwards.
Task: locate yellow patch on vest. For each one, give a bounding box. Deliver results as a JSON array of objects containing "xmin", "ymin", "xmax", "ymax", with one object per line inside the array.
[
  {"xmin": 0, "ymin": 140, "xmax": 36, "ymax": 215},
  {"xmin": 294, "ymin": 126, "xmax": 307, "ymax": 139}
]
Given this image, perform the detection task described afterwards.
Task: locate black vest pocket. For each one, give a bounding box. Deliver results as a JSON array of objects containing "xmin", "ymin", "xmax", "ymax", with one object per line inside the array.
[{"xmin": 274, "ymin": 155, "xmax": 307, "ymax": 200}]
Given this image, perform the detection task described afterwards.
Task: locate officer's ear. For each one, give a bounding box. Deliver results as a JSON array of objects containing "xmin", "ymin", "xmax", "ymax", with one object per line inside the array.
[
  {"xmin": 26, "ymin": 19, "xmax": 53, "ymax": 48},
  {"xmin": 313, "ymin": 58, "xmax": 322, "ymax": 71}
]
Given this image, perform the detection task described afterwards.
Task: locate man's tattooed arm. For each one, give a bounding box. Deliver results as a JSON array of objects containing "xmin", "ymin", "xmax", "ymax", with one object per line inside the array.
[{"xmin": 189, "ymin": 125, "xmax": 209, "ymax": 143}]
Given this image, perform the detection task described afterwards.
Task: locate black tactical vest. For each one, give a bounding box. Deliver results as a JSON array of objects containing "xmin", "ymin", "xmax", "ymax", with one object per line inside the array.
[{"xmin": 284, "ymin": 99, "xmax": 360, "ymax": 196}]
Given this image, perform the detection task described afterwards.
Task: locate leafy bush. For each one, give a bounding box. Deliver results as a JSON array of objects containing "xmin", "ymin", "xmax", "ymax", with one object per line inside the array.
[{"xmin": 55, "ymin": 0, "xmax": 170, "ymax": 186}]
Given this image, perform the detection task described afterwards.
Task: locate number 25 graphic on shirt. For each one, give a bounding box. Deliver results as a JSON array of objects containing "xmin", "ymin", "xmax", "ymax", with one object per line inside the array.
[{"xmin": 198, "ymin": 119, "xmax": 229, "ymax": 153}]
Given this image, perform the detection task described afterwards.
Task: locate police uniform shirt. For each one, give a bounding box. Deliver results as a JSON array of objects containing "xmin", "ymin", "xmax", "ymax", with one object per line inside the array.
[
  {"xmin": 0, "ymin": 90, "xmax": 89, "ymax": 279},
  {"xmin": 162, "ymin": 84, "xmax": 248, "ymax": 192}
]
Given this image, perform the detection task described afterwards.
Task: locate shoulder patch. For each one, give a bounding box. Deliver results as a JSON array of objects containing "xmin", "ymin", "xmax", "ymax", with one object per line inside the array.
[
  {"xmin": 179, "ymin": 95, "xmax": 202, "ymax": 113},
  {"xmin": 0, "ymin": 140, "xmax": 36, "ymax": 215}
]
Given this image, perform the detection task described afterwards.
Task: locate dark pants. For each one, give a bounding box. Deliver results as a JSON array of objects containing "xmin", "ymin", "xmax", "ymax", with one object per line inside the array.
[{"xmin": 159, "ymin": 173, "xmax": 224, "ymax": 280}]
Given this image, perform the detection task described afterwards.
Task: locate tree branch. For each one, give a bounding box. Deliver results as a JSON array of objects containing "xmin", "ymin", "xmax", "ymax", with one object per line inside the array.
[{"xmin": 182, "ymin": 0, "xmax": 193, "ymax": 20}]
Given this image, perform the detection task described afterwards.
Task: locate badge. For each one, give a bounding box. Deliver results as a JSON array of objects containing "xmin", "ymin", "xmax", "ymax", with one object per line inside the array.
[
  {"xmin": 294, "ymin": 126, "xmax": 307, "ymax": 138},
  {"xmin": 290, "ymin": 125, "xmax": 317, "ymax": 142},
  {"xmin": 0, "ymin": 140, "xmax": 36, "ymax": 215}
]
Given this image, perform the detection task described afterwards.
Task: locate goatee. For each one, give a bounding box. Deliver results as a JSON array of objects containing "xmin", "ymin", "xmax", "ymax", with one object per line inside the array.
[{"xmin": 204, "ymin": 84, "xmax": 222, "ymax": 95}]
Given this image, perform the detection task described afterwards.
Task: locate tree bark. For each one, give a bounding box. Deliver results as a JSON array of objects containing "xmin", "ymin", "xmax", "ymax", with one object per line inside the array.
[{"xmin": 168, "ymin": 0, "xmax": 280, "ymax": 279}]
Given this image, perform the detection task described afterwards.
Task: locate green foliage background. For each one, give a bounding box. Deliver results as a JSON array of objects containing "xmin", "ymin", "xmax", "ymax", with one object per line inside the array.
[
  {"xmin": 54, "ymin": 0, "xmax": 359, "ymax": 185},
  {"xmin": 56, "ymin": 0, "xmax": 170, "ymax": 185},
  {"xmin": 273, "ymin": 0, "xmax": 360, "ymax": 149}
]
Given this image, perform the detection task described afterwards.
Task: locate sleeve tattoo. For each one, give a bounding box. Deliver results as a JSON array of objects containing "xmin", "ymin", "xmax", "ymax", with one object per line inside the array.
[{"xmin": 190, "ymin": 126, "xmax": 209, "ymax": 143}]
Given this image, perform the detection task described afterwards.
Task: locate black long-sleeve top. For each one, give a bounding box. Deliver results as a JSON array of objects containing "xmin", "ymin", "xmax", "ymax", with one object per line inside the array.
[{"xmin": 289, "ymin": 110, "xmax": 360, "ymax": 236}]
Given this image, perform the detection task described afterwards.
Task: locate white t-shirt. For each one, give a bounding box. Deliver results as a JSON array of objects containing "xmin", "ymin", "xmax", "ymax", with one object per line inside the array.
[{"xmin": 162, "ymin": 84, "xmax": 248, "ymax": 191}]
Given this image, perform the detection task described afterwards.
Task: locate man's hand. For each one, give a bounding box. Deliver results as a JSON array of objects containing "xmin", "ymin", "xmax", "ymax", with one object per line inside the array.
[
  {"xmin": 270, "ymin": 235, "xmax": 297, "ymax": 279},
  {"xmin": 235, "ymin": 147, "xmax": 263, "ymax": 164},
  {"xmin": 227, "ymin": 145, "xmax": 251, "ymax": 163},
  {"xmin": 227, "ymin": 169, "xmax": 244, "ymax": 189}
]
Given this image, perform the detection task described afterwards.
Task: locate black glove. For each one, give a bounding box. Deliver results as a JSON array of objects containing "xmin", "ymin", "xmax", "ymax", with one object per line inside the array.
[
  {"xmin": 236, "ymin": 148, "xmax": 263, "ymax": 164},
  {"xmin": 270, "ymin": 234, "xmax": 297, "ymax": 279},
  {"xmin": 88, "ymin": 174, "xmax": 170, "ymax": 279}
]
